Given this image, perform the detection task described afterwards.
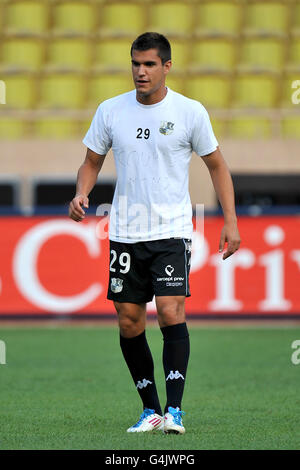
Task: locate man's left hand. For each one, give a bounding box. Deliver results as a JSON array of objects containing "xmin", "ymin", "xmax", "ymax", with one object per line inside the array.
[{"xmin": 219, "ymin": 222, "xmax": 241, "ymax": 260}]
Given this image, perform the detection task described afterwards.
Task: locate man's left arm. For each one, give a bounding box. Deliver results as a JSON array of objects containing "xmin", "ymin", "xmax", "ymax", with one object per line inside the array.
[{"xmin": 201, "ymin": 147, "xmax": 241, "ymax": 260}]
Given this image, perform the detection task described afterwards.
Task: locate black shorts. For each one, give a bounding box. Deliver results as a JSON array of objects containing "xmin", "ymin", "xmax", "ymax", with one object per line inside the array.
[{"xmin": 107, "ymin": 238, "xmax": 192, "ymax": 304}]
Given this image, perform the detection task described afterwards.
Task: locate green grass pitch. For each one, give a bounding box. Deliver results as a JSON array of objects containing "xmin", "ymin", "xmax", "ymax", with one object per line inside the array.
[{"xmin": 0, "ymin": 323, "xmax": 300, "ymax": 450}]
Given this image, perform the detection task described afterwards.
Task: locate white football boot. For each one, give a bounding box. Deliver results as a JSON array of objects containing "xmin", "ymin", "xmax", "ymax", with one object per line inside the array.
[
  {"xmin": 127, "ymin": 408, "xmax": 164, "ymax": 433},
  {"xmin": 163, "ymin": 406, "xmax": 186, "ymax": 434}
]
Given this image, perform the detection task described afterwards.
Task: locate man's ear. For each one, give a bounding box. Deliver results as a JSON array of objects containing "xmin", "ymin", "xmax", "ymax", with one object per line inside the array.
[{"xmin": 164, "ymin": 60, "xmax": 172, "ymax": 75}]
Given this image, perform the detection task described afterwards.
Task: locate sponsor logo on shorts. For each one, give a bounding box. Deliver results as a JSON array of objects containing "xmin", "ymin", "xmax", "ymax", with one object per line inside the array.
[
  {"xmin": 157, "ymin": 276, "xmax": 184, "ymax": 285},
  {"xmin": 165, "ymin": 265, "xmax": 174, "ymax": 276},
  {"xmin": 111, "ymin": 277, "xmax": 123, "ymax": 293},
  {"xmin": 157, "ymin": 265, "xmax": 184, "ymax": 287}
]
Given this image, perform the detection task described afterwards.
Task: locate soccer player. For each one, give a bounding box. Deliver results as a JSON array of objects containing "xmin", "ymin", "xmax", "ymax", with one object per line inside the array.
[{"xmin": 69, "ymin": 32, "xmax": 241, "ymax": 434}]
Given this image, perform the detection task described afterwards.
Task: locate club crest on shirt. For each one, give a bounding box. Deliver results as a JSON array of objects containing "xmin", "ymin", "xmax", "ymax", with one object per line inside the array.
[
  {"xmin": 159, "ymin": 121, "xmax": 175, "ymax": 135},
  {"xmin": 111, "ymin": 277, "xmax": 123, "ymax": 293}
]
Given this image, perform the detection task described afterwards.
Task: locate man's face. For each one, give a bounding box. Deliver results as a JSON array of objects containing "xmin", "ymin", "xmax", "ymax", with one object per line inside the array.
[{"xmin": 131, "ymin": 48, "xmax": 171, "ymax": 97}]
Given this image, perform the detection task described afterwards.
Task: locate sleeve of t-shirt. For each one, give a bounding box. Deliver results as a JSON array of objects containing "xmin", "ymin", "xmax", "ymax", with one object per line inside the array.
[
  {"xmin": 191, "ymin": 104, "xmax": 218, "ymax": 157},
  {"xmin": 82, "ymin": 103, "xmax": 112, "ymax": 155}
]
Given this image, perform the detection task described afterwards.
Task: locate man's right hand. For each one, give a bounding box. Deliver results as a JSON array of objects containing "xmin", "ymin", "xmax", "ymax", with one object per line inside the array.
[{"xmin": 69, "ymin": 195, "xmax": 89, "ymax": 222}]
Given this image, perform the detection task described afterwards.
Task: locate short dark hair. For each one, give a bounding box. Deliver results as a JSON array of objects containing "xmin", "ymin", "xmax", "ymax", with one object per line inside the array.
[{"xmin": 131, "ymin": 32, "xmax": 171, "ymax": 64}]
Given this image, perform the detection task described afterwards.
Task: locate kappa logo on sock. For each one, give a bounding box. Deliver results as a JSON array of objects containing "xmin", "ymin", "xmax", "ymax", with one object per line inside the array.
[
  {"xmin": 166, "ymin": 370, "xmax": 185, "ymax": 381},
  {"xmin": 136, "ymin": 378, "xmax": 153, "ymax": 389}
]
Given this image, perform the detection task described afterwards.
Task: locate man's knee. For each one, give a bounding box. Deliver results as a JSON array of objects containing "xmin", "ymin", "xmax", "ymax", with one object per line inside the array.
[
  {"xmin": 156, "ymin": 296, "xmax": 186, "ymax": 327},
  {"xmin": 114, "ymin": 302, "xmax": 146, "ymax": 338}
]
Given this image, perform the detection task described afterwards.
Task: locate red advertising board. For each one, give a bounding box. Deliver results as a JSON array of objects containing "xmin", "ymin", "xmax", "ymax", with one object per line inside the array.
[{"xmin": 0, "ymin": 216, "xmax": 299, "ymax": 316}]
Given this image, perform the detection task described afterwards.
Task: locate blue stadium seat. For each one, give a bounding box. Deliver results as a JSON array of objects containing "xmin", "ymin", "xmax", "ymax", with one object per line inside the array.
[
  {"xmin": 38, "ymin": 73, "xmax": 85, "ymax": 109},
  {"xmin": 281, "ymin": 117, "xmax": 300, "ymax": 138},
  {"xmin": 232, "ymin": 74, "xmax": 279, "ymax": 108},
  {"xmin": 228, "ymin": 116, "xmax": 272, "ymax": 138},
  {"xmin": 4, "ymin": 74, "xmax": 37, "ymax": 108},
  {"xmin": 166, "ymin": 75, "xmax": 185, "ymax": 95},
  {"xmin": 34, "ymin": 118, "xmax": 78, "ymax": 138},
  {"xmin": 244, "ymin": 1, "xmax": 289, "ymax": 36},
  {"xmin": 52, "ymin": 1, "xmax": 95, "ymax": 34},
  {"xmin": 5, "ymin": 1, "xmax": 49, "ymax": 34},
  {"xmin": 287, "ymin": 36, "xmax": 300, "ymax": 71},
  {"xmin": 169, "ymin": 40, "xmax": 189, "ymax": 72},
  {"xmin": 0, "ymin": 118, "xmax": 28, "ymax": 138},
  {"xmin": 94, "ymin": 39, "xmax": 132, "ymax": 72},
  {"xmin": 149, "ymin": 2, "xmax": 192, "ymax": 37},
  {"xmin": 46, "ymin": 38, "xmax": 91, "ymax": 71},
  {"xmin": 100, "ymin": 3, "xmax": 145, "ymax": 36},
  {"xmin": 291, "ymin": 2, "xmax": 300, "ymax": 35},
  {"xmin": 238, "ymin": 37, "xmax": 285, "ymax": 73},
  {"xmin": 87, "ymin": 74, "xmax": 133, "ymax": 105},
  {"xmin": 210, "ymin": 117, "xmax": 227, "ymax": 138},
  {"xmin": 191, "ymin": 38, "xmax": 236, "ymax": 72},
  {"xmin": 1, "ymin": 38, "xmax": 44, "ymax": 72},
  {"xmin": 186, "ymin": 75, "xmax": 231, "ymax": 108},
  {"xmin": 195, "ymin": 1, "xmax": 242, "ymax": 37}
]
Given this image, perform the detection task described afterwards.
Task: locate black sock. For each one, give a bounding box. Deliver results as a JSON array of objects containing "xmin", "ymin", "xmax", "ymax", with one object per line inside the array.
[
  {"xmin": 161, "ymin": 322, "xmax": 190, "ymax": 414},
  {"xmin": 120, "ymin": 331, "xmax": 162, "ymax": 416}
]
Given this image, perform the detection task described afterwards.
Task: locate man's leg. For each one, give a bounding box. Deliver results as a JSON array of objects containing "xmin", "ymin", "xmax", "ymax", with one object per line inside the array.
[
  {"xmin": 114, "ymin": 301, "xmax": 162, "ymax": 417},
  {"xmin": 156, "ymin": 296, "xmax": 190, "ymax": 431}
]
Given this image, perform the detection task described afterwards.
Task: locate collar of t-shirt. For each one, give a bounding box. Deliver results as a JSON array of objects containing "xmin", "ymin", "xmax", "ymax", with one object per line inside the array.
[{"xmin": 135, "ymin": 87, "xmax": 171, "ymax": 109}]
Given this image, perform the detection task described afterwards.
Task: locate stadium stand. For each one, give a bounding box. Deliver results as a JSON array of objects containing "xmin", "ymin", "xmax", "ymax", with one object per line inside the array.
[
  {"xmin": 190, "ymin": 38, "xmax": 236, "ymax": 73},
  {"xmin": 45, "ymin": 38, "xmax": 91, "ymax": 72},
  {"xmin": 168, "ymin": 39, "xmax": 189, "ymax": 72},
  {"xmin": 288, "ymin": 36, "xmax": 300, "ymax": 70},
  {"xmin": 281, "ymin": 116, "xmax": 300, "ymax": 137},
  {"xmin": 4, "ymin": 0, "xmax": 49, "ymax": 35},
  {"xmin": 232, "ymin": 73, "xmax": 280, "ymax": 108},
  {"xmin": 0, "ymin": 118, "xmax": 27, "ymax": 138},
  {"xmin": 93, "ymin": 38, "xmax": 132, "ymax": 72},
  {"xmin": 87, "ymin": 73, "xmax": 133, "ymax": 105},
  {"xmin": 291, "ymin": 1, "xmax": 300, "ymax": 34},
  {"xmin": 238, "ymin": 37, "xmax": 285, "ymax": 73},
  {"xmin": 0, "ymin": 177, "xmax": 20, "ymax": 209},
  {"xmin": 244, "ymin": 1, "xmax": 290, "ymax": 37},
  {"xmin": 228, "ymin": 115, "xmax": 272, "ymax": 138},
  {"xmin": 0, "ymin": 0, "xmax": 300, "ymax": 212},
  {"xmin": 194, "ymin": 1, "xmax": 243, "ymax": 37},
  {"xmin": 2, "ymin": 73, "xmax": 37, "ymax": 108},
  {"xmin": 1, "ymin": 37, "xmax": 45, "ymax": 72},
  {"xmin": 32, "ymin": 177, "xmax": 115, "ymax": 207},
  {"xmin": 34, "ymin": 118, "xmax": 79, "ymax": 139},
  {"xmin": 52, "ymin": 1, "xmax": 96, "ymax": 35},
  {"xmin": 38, "ymin": 72, "xmax": 86, "ymax": 109},
  {"xmin": 187, "ymin": 74, "xmax": 232, "ymax": 108},
  {"xmin": 100, "ymin": 2, "xmax": 146, "ymax": 36},
  {"xmin": 149, "ymin": 1, "xmax": 193, "ymax": 37},
  {"xmin": 0, "ymin": 0, "xmax": 299, "ymax": 138}
]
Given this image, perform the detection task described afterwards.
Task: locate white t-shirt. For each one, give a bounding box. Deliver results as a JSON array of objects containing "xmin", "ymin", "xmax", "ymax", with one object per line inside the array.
[{"xmin": 83, "ymin": 88, "xmax": 218, "ymax": 243}]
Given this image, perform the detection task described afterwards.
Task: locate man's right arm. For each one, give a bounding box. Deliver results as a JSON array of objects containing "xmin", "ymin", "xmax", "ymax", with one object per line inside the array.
[{"xmin": 69, "ymin": 148, "xmax": 106, "ymax": 222}]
